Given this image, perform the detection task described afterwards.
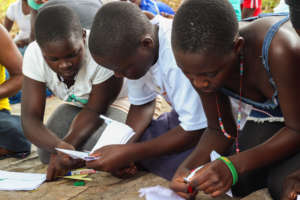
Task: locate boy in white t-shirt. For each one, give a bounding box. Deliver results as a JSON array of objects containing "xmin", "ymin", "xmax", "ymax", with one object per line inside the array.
[
  {"xmin": 21, "ymin": 5, "xmax": 126, "ymax": 181},
  {"xmin": 4, "ymin": 0, "xmax": 31, "ymax": 54},
  {"xmin": 87, "ymin": 2, "xmax": 207, "ymax": 180}
]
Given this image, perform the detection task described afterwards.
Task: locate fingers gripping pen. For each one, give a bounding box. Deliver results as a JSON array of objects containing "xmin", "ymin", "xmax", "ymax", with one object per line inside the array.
[{"xmin": 184, "ymin": 166, "xmax": 203, "ymax": 193}]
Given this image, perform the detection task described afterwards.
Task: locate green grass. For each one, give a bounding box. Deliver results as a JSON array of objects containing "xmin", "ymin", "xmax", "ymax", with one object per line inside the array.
[{"xmin": 262, "ymin": 0, "xmax": 281, "ymax": 13}]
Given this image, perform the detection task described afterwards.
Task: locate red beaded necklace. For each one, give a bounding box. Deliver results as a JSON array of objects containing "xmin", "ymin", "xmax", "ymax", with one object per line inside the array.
[{"xmin": 216, "ymin": 55, "xmax": 244, "ymax": 153}]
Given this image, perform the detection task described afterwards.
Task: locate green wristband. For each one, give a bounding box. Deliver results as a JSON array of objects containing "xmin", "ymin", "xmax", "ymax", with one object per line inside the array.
[{"xmin": 217, "ymin": 156, "xmax": 238, "ymax": 186}]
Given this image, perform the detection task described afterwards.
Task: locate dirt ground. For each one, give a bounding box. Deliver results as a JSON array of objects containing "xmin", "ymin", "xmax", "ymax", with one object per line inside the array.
[{"xmin": 0, "ymin": 97, "xmax": 273, "ymax": 200}]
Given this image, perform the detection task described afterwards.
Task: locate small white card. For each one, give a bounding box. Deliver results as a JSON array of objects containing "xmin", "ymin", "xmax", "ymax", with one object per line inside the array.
[
  {"xmin": 297, "ymin": 195, "xmax": 300, "ymax": 200},
  {"xmin": 55, "ymin": 148, "xmax": 99, "ymax": 161}
]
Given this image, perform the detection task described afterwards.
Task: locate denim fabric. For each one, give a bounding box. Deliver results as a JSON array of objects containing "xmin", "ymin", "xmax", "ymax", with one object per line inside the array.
[
  {"xmin": 221, "ymin": 13, "xmax": 289, "ymax": 114},
  {"xmin": 261, "ymin": 15, "xmax": 289, "ymax": 109},
  {"xmin": 0, "ymin": 110, "xmax": 31, "ymax": 153},
  {"xmin": 242, "ymin": 12, "xmax": 289, "ymax": 21}
]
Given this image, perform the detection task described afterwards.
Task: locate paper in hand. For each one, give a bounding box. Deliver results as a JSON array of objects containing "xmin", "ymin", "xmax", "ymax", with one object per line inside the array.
[
  {"xmin": 55, "ymin": 148, "xmax": 99, "ymax": 161},
  {"xmin": 56, "ymin": 116, "xmax": 134, "ymax": 160},
  {"xmin": 297, "ymin": 195, "xmax": 300, "ymax": 200},
  {"xmin": 90, "ymin": 115, "xmax": 135, "ymax": 153}
]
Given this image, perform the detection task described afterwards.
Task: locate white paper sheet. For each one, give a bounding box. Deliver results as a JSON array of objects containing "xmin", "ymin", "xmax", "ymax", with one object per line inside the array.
[
  {"xmin": 55, "ymin": 148, "xmax": 99, "ymax": 161},
  {"xmin": 139, "ymin": 185, "xmax": 184, "ymax": 200},
  {"xmin": 90, "ymin": 115, "xmax": 135, "ymax": 153},
  {"xmin": 55, "ymin": 115, "xmax": 135, "ymax": 160},
  {"xmin": 0, "ymin": 170, "xmax": 46, "ymax": 190},
  {"xmin": 297, "ymin": 195, "xmax": 300, "ymax": 200}
]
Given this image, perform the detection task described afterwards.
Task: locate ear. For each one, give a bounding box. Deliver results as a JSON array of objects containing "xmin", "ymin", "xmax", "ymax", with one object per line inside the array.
[
  {"xmin": 140, "ymin": 34, "xmax": 154, "ymax": 49},
  {"xmin": 82, "ymin": 29, "xmax": 87, "ymax": 44},
  {"xmin": 233, "ymin": 36, "xmax": 244, "ymax": 55},
  {"xmin": 82, "ymin": 29, "xmax": 86, "ymax": 38}
]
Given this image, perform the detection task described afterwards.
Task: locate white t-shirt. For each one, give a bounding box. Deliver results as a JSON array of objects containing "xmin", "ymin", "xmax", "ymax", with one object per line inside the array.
[
  {"xmin": 127, "ymin": 16, "xmax": 207, "ymax": 131},
  {"xmin": 6, "ymin": 0, "xmax": 31, "ymax": 42},
  {"xmin": 23, "ymin": 31, "xmax": 115, "ymax": 107}
]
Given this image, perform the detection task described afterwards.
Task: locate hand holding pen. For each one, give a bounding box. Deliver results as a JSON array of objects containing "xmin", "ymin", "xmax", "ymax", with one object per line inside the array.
[
  {"xmin": 183, "ymin": 159, "xmax": 234, "ymax": 198},
  {"xmin": 184, "ymin": 166, "xmax": 203, "ymax": 194},
  {"xmin": 171, "ymin": 151, "xmax": 235, "ymax": 199},
  {"xmin": 170, "ymin": 167, "xmax": 198, "ymax": 199}
]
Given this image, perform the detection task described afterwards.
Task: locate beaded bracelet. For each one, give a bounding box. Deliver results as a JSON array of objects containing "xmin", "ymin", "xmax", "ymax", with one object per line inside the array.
[{"xmin": 217, "ymin": 156, "xmax": 238, "ymax": 186}]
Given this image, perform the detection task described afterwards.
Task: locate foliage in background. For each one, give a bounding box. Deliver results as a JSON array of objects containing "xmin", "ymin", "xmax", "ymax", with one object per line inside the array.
[
  {"xmin": 0, "ymin": 0, "xmax": 284, "ymax": 36},
  {"xmin": 262, "ymin": 0, "xmax": 280, "ymax": 13},
  {"xmin": 0, "ymin": 0, "xmax": 17, "ymax": 23},
  {"xmin": 0, "ymin": 0, "xmax": 18, "ymax": 37}
]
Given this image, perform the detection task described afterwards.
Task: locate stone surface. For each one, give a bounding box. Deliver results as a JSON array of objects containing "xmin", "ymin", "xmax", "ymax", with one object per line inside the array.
[{"xmin": 0, "ymin": 97, "xmax": 273, "ymax": 200}]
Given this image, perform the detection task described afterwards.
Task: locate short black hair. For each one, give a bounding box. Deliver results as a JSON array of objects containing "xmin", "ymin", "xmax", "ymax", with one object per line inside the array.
[
  {"xmin": 89, "ymin": 1, "xmax": 154, "ymax": 59},
  {"xmin": 35, "ymin": 5, "xmax": 82, "ymax": 47},
  {"xmin": 171, "ymin": 0, "xmax": 238, "ymax": 55}
]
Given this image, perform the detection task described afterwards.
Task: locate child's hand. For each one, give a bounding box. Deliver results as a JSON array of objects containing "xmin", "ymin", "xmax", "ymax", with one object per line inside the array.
[
  {"xmin": 170, "ymin": 167, "xmax": 197, "ymax": 199},
  {"xmin": 189, "ymin": 160, "xmax": 232, "ymax": 198},
  {"xmin": 86, "ymin": 144, "xmax": 135, "ymax": 173},
  {"xmin": 281, "ymin": 170, "xmax": 300, "ymax": 200},
  {"xmin": 160, "ymin": 12, "xmax": 174, "ymax": 19},
  {"xmin": 46, "ymin": 141, "xmax": 84, "ymax": 181},
  {"xmin": 112, "ymin": 163, "xmax": 138, "ymax": 179}
]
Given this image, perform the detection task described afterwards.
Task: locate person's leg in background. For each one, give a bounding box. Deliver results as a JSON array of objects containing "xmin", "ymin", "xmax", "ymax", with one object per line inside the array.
[{"xmin": 0, "ymin": 109, "xmax": 31, "ymax": 159}]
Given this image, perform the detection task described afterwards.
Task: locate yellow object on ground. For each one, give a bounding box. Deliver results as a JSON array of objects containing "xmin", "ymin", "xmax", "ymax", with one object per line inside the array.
[
  {"xmin": 0, "ymin": 65, "xmax": 11, "ymax": 111},
  {"xmin": 62, "ymin": 174, "xmax": 92, "ymax": 181}
]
